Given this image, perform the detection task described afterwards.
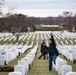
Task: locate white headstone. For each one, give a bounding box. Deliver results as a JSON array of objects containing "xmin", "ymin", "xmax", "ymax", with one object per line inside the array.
[
  {"xmin": 9, "ymin": 72, "xmax": 22, "ymax": 75},
  {"xmin": 57, "ymin": 60, "xmax": 67, "ymax": 74},
  {"xmin": 14, "ymin": 65, "xmax": 27, "ymax": 75},
  {"xmin": 61, "ymin": 65, "xmax": 72, "ymax": 75},
  {"xmin": 66, "ymin": 72, "xmax": 76, "ymax": 75},
  {"xmin": 18, "ymin": 60, "xmax": 29, "ymax": 72}
]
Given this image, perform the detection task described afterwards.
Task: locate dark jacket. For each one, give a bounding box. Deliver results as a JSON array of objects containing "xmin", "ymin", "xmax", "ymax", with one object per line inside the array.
[
  {"xmin": 41, "ymin": 42, "xmax": 45, "ymax": 53},
  {"xmin": 48, "ymin": 33, "xmax": 59, "ymax": 56},
  {"xmin": 48, "ymin": 43, "xmax": 57, "ymax": 56}
]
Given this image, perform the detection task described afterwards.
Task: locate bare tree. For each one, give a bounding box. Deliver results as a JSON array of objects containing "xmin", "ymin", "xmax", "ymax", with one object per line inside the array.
[
  {"xmin": 63, "ymin": 11, "xmax": 73, "ymax": 17},
  {"xmin": 0, "ymin": 0, "xmax": 4, "ymax": 16},
  {"xmin": 0, "ymin": 0, "xmax": 4, "ymax": 33},
  {"xmin": 62, "ymin": 11, "xmax": 74, "ymax": 31}
]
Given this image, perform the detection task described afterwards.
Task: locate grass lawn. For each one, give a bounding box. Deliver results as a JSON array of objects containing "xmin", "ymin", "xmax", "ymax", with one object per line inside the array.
[{"xmin": 36, "ymin": 27, "xmax": 64, "ymax": 31}]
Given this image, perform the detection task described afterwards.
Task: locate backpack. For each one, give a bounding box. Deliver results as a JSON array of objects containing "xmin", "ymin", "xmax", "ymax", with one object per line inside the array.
[
  {"xmin": 44, "ymin": 45, "xmax": 48, "ymax": 54},
  {"xmin": 55, "ymin": 48, "xmax": 59, "ymax": 56}
]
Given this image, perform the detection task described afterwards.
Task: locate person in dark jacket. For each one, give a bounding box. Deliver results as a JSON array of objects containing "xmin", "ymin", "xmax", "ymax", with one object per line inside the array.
[
  {"xmin": 38, "ymin": 40, "xmax": 46, "ymax": 59},
  {"xmin": 48, "ymin": 33, "xmax": 59, "ymax": 71}
]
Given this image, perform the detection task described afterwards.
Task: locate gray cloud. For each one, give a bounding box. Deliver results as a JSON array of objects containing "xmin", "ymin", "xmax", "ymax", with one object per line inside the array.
[{"xmin": 3, "ymin": 0, "xmax": 76, "ymax": 16}]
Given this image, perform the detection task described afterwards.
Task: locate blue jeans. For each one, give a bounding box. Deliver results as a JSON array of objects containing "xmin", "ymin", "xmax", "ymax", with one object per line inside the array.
[{"xmin": 48, "ymin": 54, "xmax": 57, "ymax": 71}]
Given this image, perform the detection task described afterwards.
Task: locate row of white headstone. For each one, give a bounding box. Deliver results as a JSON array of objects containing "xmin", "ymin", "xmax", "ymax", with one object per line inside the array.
[
  {"xmin": 56, "ymin": 45, "xmax": 76, "ymax": 62},
  {"xmin": 53, "ymin": 57, "xmax": 76, "ymax": 75},
  {"xmin": 32, "ymin": 32, "xmax": 36, "ymax": 40},
  {"xmin": 54, "ymin": 32, "xmax": 76, "ymax": 39},
  {"xmin": 0, "ymin": 41, "xmax": 33, "ymax": 65},
  {"xmin": 28, "ymin": 32, "xmax": 33, "ymax": 41},
  {"xmin": 54, "ymin": 33, "xmax": 74, "ymax": 45},
  {"xmin": 43, "ymin": 33, "xmax": 48, "ymax": 40},
  {"xmin": 8, "ymin": 42, "xmax": 38, "ymax": 75},
  {"xmin": 0, "ymin": 32, "xmax": 37, "ymax": 66},
  {"xmin": 19, "ymin": 35, "xmax": 25, "ymax": 41},
  {"xmin": 0, "ymin": 33, "xmax": 13, "ymax": 37},
  {"xmin": 0, "ymin": 32, "xmax": 31, "ymax": 42}
]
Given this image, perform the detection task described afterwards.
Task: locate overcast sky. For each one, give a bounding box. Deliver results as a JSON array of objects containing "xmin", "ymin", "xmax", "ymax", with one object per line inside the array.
[{"xmin": 2, "ymin": 0, "xmax": 76, "ymax": 17}]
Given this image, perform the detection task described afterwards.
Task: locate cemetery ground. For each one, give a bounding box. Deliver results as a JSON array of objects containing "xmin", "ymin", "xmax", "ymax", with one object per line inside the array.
[{"xmin": 0, "ymin": 32, "xmax": 76, "ymax": 75}]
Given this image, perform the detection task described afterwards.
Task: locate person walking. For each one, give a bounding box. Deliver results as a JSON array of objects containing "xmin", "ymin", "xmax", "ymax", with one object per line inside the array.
[
  {"xmin": 48, "ymin": 33, "xmax": 59, "ymax": 71},
  {"xmin": 38, "ymin": 40, "xmax": 46, "ymax": 59}
]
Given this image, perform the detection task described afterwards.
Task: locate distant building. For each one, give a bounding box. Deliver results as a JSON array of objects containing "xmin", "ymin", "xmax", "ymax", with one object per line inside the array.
[{"xmin": 40, "ymin": 25, "xmax": 60, "ymax": 27}]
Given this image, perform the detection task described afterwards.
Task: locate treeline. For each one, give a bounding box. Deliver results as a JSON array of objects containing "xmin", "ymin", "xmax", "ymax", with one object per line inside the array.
[
  {"xmin": 0, "ymin": 12, "xmax": 76, "ymax": 32},
  {"xmin": 0, "ymin": 14, "xmax": 41, "ymax": 32}
]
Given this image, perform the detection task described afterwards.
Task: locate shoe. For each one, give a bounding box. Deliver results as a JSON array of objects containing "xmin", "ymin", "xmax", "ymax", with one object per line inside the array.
[
  {"xmin": 38, "ymin": 58, "xmax": 40, "ymax": 60},
  {"xmin": 49, "ymin": 69, "xmax": 52, "ymax": 71}
]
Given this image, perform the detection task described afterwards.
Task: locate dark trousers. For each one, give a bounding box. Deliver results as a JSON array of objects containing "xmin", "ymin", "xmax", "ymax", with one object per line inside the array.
[
  {"xmin": 39, "ymin": 52, "xmax": 45, "ymax": 59},
  {"xmin": 48, "ymin": 54, "xmax": 57, "ymax": 71}
]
